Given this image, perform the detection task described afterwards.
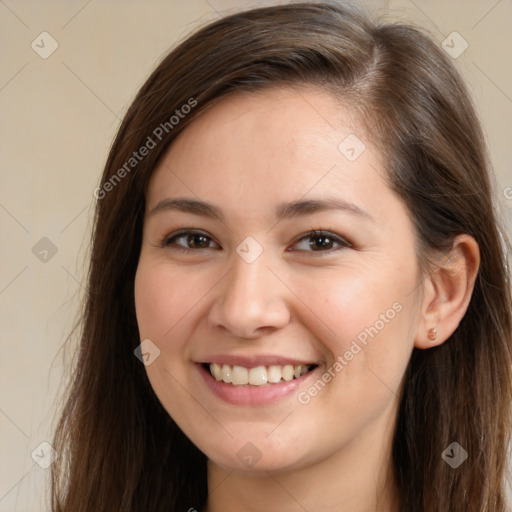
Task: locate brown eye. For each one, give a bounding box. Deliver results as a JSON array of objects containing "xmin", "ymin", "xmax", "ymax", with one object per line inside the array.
[
  {"xmin": 290, "ymin": 230, "xmax": 350, "ymax": 253},
  {"xmin": 162, "ymin": 230, "xmax": 219, "ymax": 251},
  {"xmin": 184, "ymin": 233, "xmax": 210, "ymax": 249},
  {"xmin": 308, "ymin": 233, "xmax": 335, "ymax": 251}
]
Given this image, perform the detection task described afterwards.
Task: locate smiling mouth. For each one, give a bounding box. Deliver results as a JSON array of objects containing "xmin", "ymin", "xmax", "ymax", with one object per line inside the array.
[{"xmin": 204, "ymin": 363, "xmax": 318, "ymax": 386}]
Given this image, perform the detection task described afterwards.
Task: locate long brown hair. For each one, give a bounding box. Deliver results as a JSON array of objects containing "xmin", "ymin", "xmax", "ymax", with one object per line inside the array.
[{"xmin": 51, "ymin": 2, "xmax": 512, "ymax": 510}]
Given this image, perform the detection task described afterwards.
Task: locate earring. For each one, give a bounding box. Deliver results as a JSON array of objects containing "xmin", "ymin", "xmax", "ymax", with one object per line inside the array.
[{"xmin": 427, "ymin": 327, "xmax": 437, "ymax": 341}]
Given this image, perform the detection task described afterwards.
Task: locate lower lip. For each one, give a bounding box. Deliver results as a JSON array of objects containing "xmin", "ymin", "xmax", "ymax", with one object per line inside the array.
[{"xmin": 197, "ymin": 363, "xmax": 319, "ymax": 406}]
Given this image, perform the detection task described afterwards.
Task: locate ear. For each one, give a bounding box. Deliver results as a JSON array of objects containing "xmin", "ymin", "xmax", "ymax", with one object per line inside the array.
[{"xmin": 415, "ymin": 234, "xmax": 480, "ymax": 349}]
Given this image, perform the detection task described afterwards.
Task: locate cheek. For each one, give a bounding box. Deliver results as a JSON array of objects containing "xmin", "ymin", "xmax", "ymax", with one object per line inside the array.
[
  {"xmin": 133, "ymin": 261, "xmax": 200, "ymax": 411},
  {"xmin": 308, "ymin": 267, "xmax": 406, "ymax": 341},
  {"xmin": 306, "ymin": 261, "xmax": 417, "ymax": 391},
  {"xmin": 134, "ymin": 265, "xmax": 175, "ymax": 340},
  {"xmin": 134, "ymin": 260, "xmax": 204, "ymax": 341}
]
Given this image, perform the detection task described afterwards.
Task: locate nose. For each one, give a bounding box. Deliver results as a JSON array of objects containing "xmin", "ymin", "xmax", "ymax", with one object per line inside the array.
[{"xmin": 207, "ymin": 251, "xmax": 291, "ymax": 339}]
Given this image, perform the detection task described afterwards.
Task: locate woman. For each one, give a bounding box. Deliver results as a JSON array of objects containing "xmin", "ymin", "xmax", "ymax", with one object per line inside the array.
[{"xmin": 51, "ymin": 2, "xmax": 512, "ymax": 511}]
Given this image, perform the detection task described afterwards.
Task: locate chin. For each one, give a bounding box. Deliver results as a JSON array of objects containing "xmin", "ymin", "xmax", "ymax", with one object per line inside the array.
[
  {"xmin": 211, "ymin": 451, "xmax": 304, "ymax": 474},
  {"xmin": 197, "ymin": 433, "xmax": 316, "ymax": 475}
]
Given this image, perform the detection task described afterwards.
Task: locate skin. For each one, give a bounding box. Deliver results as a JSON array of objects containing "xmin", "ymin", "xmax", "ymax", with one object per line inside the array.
[{"xmin": 134, "ymin": 87, "xmax": 479, "ymax": 512}]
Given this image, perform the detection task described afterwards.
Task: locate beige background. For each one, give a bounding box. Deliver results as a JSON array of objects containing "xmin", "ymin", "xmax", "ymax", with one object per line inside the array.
[{"xmin": 1, "ymin": 0, "xmax": 511, "ymax": 510}]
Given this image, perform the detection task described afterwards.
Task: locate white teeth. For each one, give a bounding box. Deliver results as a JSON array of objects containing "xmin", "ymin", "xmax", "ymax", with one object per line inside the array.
[
  {"xmin": 210, "ymin": 363, "xmax": 222, "ymax": 381},
  {"xmin": 221, "ymin": 364, "xmax": 232, "ymax": 383},
  {"xmin": 282, "ymin": 365, "xmax": 294, "ymax": 381},
  {"xmin": 267, "ymin": 365, "xmax": 282, "ymax": 383},
  {"xmin": 208, "ymin": 363, "xmax": 313, "ymax": 386},
  {"xmin": 248, "ymin": 366, "xmax": 267, "ymax": 386},
  {"xmin": 231, "ymin": 365, "xmax": 249, "ymax": 385}
]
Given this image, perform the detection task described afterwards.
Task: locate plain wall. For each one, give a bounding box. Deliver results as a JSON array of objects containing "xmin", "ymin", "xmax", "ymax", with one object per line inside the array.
[{"xmin": 1, "ymin": 0, "xmax": 511, "ymax": 510}]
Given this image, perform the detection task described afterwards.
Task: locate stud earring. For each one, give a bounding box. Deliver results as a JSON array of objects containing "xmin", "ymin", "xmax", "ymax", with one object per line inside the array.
[{"xmin": 427, "ymin": 327, "xmax": 437, "ymax": 341}]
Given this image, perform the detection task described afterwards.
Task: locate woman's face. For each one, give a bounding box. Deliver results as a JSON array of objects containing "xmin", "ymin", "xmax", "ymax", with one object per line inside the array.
[{"xmin": 134, "ymin": 87, "xmax": 422, "ymax": 473}]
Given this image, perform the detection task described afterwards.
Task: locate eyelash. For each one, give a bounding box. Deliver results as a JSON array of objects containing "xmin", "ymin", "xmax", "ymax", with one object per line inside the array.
[{"xmin": 159, "ymin": 228, "xmax": 352, "ymax": 255}]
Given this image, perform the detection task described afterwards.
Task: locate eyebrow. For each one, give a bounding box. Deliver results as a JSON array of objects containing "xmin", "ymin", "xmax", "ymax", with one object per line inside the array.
[{"xmin": 148, "ymin": 197, "xmax": 374, "ymax": 222}]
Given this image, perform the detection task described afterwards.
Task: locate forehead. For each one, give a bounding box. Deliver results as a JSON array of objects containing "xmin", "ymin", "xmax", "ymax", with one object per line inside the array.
[{"xmin": 146, "ymin": 87, "xmax": 389, "ymax": 220}]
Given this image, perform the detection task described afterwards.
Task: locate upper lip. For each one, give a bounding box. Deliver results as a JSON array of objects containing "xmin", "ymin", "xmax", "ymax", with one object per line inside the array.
[{"xmin": 196, "ymin": 354, "xmax": 319, "ymax": 367}]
